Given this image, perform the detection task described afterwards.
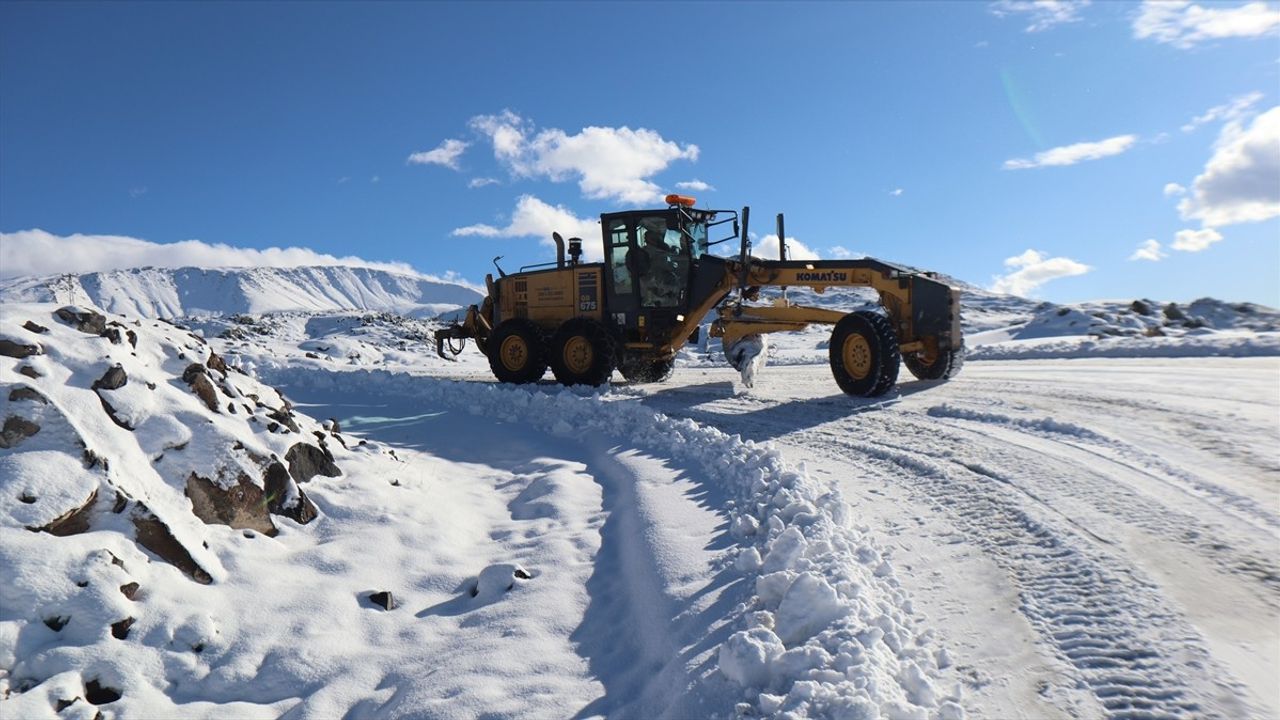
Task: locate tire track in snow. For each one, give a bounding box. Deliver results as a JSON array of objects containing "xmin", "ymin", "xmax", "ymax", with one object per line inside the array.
[{"xmin": 629, "ymin": 384, "xmax": 1258, "ymax": 718}]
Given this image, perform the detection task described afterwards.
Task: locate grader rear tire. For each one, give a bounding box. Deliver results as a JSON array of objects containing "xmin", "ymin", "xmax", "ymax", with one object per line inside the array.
[
  {"xmin": 904, "ymin": 341, "xmax": 965, "ymax": 381},
  {"xmin": 487, "ymin": 319, "xmax": 548, "ymax": 384},
  {"xmin": 619, "ymin": 357, "xmax": 675, "ymax": 384},
  {"xmin": 549, "ymin": 318, "xmax": 616, "ymax": 387},
  {"xmin": 829, "ymin": 311, "xmax": 900, "ymax": 397}
]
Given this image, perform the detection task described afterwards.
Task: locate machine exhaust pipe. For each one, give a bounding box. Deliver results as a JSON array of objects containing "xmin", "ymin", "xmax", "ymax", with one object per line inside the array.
[{"xmin": 552, "ymin": 232, "xmax": 566, "ymax": 268}]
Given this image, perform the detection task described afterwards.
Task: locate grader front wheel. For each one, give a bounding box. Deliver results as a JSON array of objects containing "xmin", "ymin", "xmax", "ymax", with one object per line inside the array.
[
  {"xmin": 829, "ymin": 311, "xmax": 900, "ymax": 397},
  {"xmin": 487, "ymin": 319, "xmax": 548, "ymax": 384},
  {"xmin": 549, "ymin": 318, "xmax": 616, "ymax": 386}
]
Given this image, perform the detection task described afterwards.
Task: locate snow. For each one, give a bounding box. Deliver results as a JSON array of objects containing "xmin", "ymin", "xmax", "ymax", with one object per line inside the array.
[{"xmin": 2, "ymin": 264, "xmax": 1278, "ymax": 719}]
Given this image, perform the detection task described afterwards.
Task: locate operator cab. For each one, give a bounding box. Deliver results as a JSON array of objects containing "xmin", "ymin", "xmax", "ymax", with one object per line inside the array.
[{"xmin": 599, "ymin": 195, "xmax": 731, "ymax": 346}]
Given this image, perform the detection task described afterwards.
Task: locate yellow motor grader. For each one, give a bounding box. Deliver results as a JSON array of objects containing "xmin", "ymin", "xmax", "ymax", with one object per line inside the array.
[{"xmin": 435, "ymin": 195, "xmax": 963, "ymax": 397}]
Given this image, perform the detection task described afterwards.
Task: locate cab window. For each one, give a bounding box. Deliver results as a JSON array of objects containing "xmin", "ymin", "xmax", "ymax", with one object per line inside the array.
[{"xmin": 607, "ymin": 219, "xmax": 632, "ymax": 294}]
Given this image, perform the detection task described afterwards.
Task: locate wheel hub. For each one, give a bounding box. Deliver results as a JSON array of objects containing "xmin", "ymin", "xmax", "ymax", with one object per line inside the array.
[
  {"xmin": 500, "ymin": 336, "xmax": 528, "ymax": 372},
  {"xmin": 563, "ymin": 336, "xmax": 594, "ymax": 374},
  {"xmin": 842, "ymin": 335, "xmax": 873, "ymax": 379}
]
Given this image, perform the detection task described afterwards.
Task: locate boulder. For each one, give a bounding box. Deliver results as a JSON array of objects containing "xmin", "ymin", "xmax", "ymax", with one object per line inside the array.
[
  {"xmin": 131, "ymin": 506, "xmax": 213, "ymax": 584},
  {"xmin": 22, "ymin": 320, "xmax": 48, "ymax": 334},
  {"xmin": 92, "ymin": 364, "xmax": 128, "ymax": 391},
  {"xmin": 35, "ymin": 488, "xmax": 98, "ymax": 537},
  {"xmin": 54, "ymin": 306, "xmax": 107, "ymax": 335},
  {"xmin": 184, "ymin": 473, "xmax": 277, "ymax": 536},
  {"xmin": 0, "ymin": 338, "xmax": 42, "ymax": 358},
  {"xmin": 1129, "ymin": 299, "xmax": 1152, "ymax": 316},
  {"xmin": 267, "ymin": 408, "xmax": 299, "ymax": 433},
  {"xmin": 8, "ymin": 386, "xmax": 47, "ymax": 404},
  {"xmin": 368, "ymin": 590, "xmax": 398, "ymax": 610},
  {"xmin": 17, "ymin": 365, "xmax": 41, "ymax": 379},
  {"xmin": 0, "ymin": 415, "xmax": 40, "ymax": 448},
  {"xmin": 285, "ymin": 442, "xmax": 341, "ymax": 483},
  {"xmin": 206, "ymin": 352, "xmax": 227, "ymax": 374},
  {"xmin": 263, "ymin": 461, "xmax": 319, "ymax": 524},
  {"xmin": 1164, "ymin": 303, "xmax": 1186, "ymax": 321}
]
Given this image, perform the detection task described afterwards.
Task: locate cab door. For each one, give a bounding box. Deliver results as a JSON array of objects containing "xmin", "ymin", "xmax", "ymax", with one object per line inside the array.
[{"xmin": 602, "ymin": 215, "xmax": 640, "ymax": 330}]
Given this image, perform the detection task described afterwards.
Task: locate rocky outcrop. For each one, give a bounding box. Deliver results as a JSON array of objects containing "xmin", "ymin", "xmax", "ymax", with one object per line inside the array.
[
  {"xmin": 0, "ymin": 338, "xmax": 42, "ymax": 358},
  {"xmin": 182, "ymin": 363, "xmax": 220, "ymax": 412},
  {"xmin": 54, "ymin": 306, "xmax": 107, "ymax": 335},
  {"xmin": 185, "ymin": 473, "xmax": 278, "ymax": 536},
  {"xmin": 92, "ymin": 364, "xmax": 128, "ymax": 391},
  {"xmin": 285, "ymin": 442, "xmax": 341, "ymax": 483},
  {"xmin": 131, "ymin": 506, "xmax": 213, "ymax": 585},
  {"xmin": 35, "ymin": 488, "xmax": 98, "ymax": 537}
]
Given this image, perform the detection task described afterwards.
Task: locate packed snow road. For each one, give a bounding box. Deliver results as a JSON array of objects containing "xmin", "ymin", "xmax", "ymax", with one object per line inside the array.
[{"xmin": 611, "ymin": 357, "xmax": 1279, "ymax": 719}]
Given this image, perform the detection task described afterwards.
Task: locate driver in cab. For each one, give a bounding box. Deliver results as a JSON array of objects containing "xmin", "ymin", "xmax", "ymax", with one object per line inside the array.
[{"xmin": 642, "ymin": 228, "xmax": 681, "ymax": 306}]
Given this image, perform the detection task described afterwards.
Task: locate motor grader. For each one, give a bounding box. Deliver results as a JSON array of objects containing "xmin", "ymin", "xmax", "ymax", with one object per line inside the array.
[{"xmin": 435, "ymin": 195, "xmax": 963, "ymax": 397}]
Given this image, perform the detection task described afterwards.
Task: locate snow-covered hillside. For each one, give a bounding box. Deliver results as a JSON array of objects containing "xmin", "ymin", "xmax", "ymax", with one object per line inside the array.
[{"xmin": 0, "ymin": 266, "xmax": 482, "ymax": 319}]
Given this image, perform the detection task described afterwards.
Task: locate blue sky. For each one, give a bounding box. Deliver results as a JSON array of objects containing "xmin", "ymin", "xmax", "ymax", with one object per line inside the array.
[{"xmin": 2, "ymin": 1, "xmax": 1277, "ymax": 304}]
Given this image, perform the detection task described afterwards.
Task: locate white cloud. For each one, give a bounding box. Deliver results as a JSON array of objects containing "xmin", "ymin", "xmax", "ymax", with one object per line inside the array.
[
  {"xmin": 1171, "ymin": 227, "xmax": 1225, "ymax": 251},
  {"xmin": 468, "ymin": 177, "xmax": 500, "ymax": 189},
  {"xmin": 1134, "ymin": 0, "xmax": 1280, "ymax": 48},
  {"xmin": 827, "ymin": 246, "xmax": 865, "ymax": 260},
  {"xmin": 1004, "ymin": 134, "xmax": 1138, "ymax": 169},
  {"xmin": 1129, "ymin": 238, "xmax": 1168, "ymax": 261},
  {"xmin": 0, "ymin": 229, "xmax": 431, "ymax": 281},
  {"xmin": 451, "ymin": 195, "xmax": 602, "ymax": 261},
  {"xmin": 1178, "ymin": 106, "xmax": 1280, "ymax": 226},
  {"xmin": 1182, "ymin": 91, "xmax": 1264, "ymax": 132},
  {"xmin": 990, "ymin": 0, "xmax": 1091, "ymax": 32},
  {"xmin": 889, "ymin": 188, "xmax": 904, "ymax": 196},
  {"xmin": 990, "ymin": 249, "xmax": 1091, "ymax": 296},
  {"xmin": 754, "ymin": 235, "xmax": 819, "ymax": 261},
  {"xmin": 469, "ymin": 110, "xmax": 699, "ymax": 204},
  {"xmin": 1163, "ymin": 182, "xmax": 1187, "ymax": 196},
  {"xmin": 675, "ymin": 179, "xmax": 715, "ymax": 192},
  {"xmin": 407, "ymin": 138, "xmax": 470, "ymax": 170}
]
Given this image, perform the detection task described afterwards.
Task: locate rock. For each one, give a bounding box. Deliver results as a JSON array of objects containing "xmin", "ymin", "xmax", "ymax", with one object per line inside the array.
[
  {"xmin": 95, "ymin": 395, "xmax": 133, "ymax": 431},
  {"xmin": 206, "ymin": 352, "xmax": 227, "ymax": 374},
  {"xmin": 36, "ymin": 488, "xmax": 98, "ymax": 537},
  {"xmin": 100, "ymin": 327, "xmax": 124, "ymax": 345},
  {"xmin": 1130, "ymin": 299, "xmax": 1152, "ymax": 316},
  {"xmin": 184, "ymin": 473, "xmax": 278, "ymax": 536},
  {"xmin": 110, "ymin": 617, "xmax": 135, "ymax": 639},
  {"xmin": 17, "ymin": 365, "xmax": 41, "ymax": 379},
  {"xmin": 1164, "ymin": 303, "xmax": 1186, "ymax": 321},
  {"xmin": 304, "ymin": 352, "xmax": 320, "ymax": 359},
  {"xmin": 119, "ymin": 582, "xmax": 140, "ymax": 600},
  {"xmin": 8, "ymin": 386, "xmax": 47, "ymax": 404},
  {"xmin": 1145, "ymin": 325, "xmax": 1166, "ymax": 337},
  {"xmin": 0, "ymin": 338, "xmax": 42, "ymax": 358},
  {"xmin": 263, "ymin": 461, "xmax": 319, "ymax": 524},
  {"xmin": 0, "ymin": 415, "xmax": 41, "ymax": 448},
  {"xmin": 1184, "ymin": 316, "xmax": 1207, "ymax": 329},
  {"xmin": 84, "ymin": 678, "xmax": 121, "ymax": 705},
  {"xmin": 22, "ymin": 320, "xmax": 48, "ymax": 334},
  {"xmin": 368, "ymin": 591, "xmax": 398, "ymax": 610},
  {"xmin": 267, "ymin": 408, "xmax": 299, "ymax": 433},
  {"xmin": 326, "ymin": 418, "xmax": 342, "ymax": 434},
  {"xmin": 92, "ymin": 364, "xmax": 128, "ymax": 391},
  {"xmin": 54, "ymin": 697, "xmax": 79, "ymax": 712},
  {"xmin": 188, "ymin": 374, "xmax": 219, "ymax": 412},
  {"xmin": 44, "ymin": 615, "xmax": 70, "ymax": 631},
  {"xmin": 285, "ymin": 442, "xmax": 341, "ymax": 483},
  {"xmin": 131, "ymin": 507, "xmax": 213, "ymax": 584},
  {"xmin": 126, "ymin": 329, "xmax": 138, "ymax": 348},
  {"xmin": 182, "ymin": 363, "xmax": 206, "ymax": 384},
  {"xmin": 54, "ymin": 306, "xmax": 107, "ymax": 335}
]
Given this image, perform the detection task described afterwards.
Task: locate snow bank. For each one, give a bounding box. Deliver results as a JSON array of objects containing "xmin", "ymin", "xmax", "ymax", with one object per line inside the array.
[{"xmin": 265, "ymin": 366, "xmax": 963, "ymax": 719}]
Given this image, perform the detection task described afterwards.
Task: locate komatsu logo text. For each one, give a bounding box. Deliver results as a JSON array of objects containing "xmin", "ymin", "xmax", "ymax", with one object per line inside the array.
[{"xmin": 796, "ymin": 271, "xmax": 848, "ymax": 283}]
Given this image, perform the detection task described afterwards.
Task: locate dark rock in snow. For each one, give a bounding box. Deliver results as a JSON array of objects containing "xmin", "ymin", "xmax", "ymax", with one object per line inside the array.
[
  {"xmin": 92, "ymin": 364, "xmax": 128, "ymax": 391},
  {"xmin": 263, "ymin": 461, "xmax": 319, "ymax": 524},
  {"xmin": 54, "ymin": 306, "xmax": 107, "ymax": 335},
  {"xmin": 181, "ymin": 363, "xmax": 206, "ymax": 384},
  {"xmin": 1164, "ymin": 302, "xmax": 1186, "ymax": 321},
  {"xmin": 119, "ymin": 582, "xmax": 140, "ymax": 600},
  {"xmin": 84, "ymin": 678, "xmax": 121, "ymax": 705},
  {"xmin": 267, "ymin": 408, "xmax": 299, "ymax": 433},
  {"xmin": 22, "ymin": 320, "xmax": 48, "ymax": 334},
  {"xmin": 110, "ymin": 617, "xmax": 135, "ymax": 639},
  {"xmin": 126, "ymin": 329, "xmax": 137, "ymax": 348},
  {"xmin": 8, "ymin": 386, "xmax": 47, "ymax": 404},
  {"xmin": 188, "ymin": 373, "xmax": 220, "ymax": 412},
  {"xmin": 1129, "ymin": 299, "xmax": 1153, "ymax": 316},
  {"xmin": 17, "ymin": 365, "xmax": 41, "ymax": 379},
  {"xmin": 44, "ymin": 615, "xmax": 69, "ymax": 631},
  {"xmin": 206, "ymin": 351, "xmax": 227, "ymax": 374},
  {"xmin": 95, "ymin": 395, "xmax": 133, "ymax": 431},
  {"xmin": 36, "ymin": 488, "xmax": 98, "ymax": 537},
  {"xmin": 285, "ymin": 442, "xmax": 341, "ymax": 483},
  {"xmin": 100, "ymin": 326, "xmax": 124, "ymax": 345},
  {"xmin": 184, "ymin": 472, "xmax": 277, "ymax": 536},
  {"xmin": 131, "ymin": 506, "xmax": 213, "ymax": 584},
  {"xmin": 0, "ymin": 338, "xmax": 42, "ymax": 358},
  {"xmin": 368, "ymin": 591, "xmax": 398, "ymax": 610},
  {"xmin": 55, "ymin": 697, "xmax": 79, "ymax": 712},
  {"xmin": 0, "ymin": 416, "xmax": 41, "ymax": 448}
]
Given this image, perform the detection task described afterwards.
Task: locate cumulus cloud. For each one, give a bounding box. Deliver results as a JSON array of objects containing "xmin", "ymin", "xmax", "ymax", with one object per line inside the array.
[
  {"xmin": 827, "ymin": 246, "xmax": 865, "ymax": 260},
  {"xmin": 407, "ymin": 138, "xmax": 470, "ymax": 169},
  {"xmin": 675, "ymin": 179, "xmax": 715, "ymax": 192},
  {"xmin": 1004, "ymin": 134, "xmax": 1138, "ymax": 169},
  {"xmin": 468, "ymin": 177, "xmax": 500, "ymax": 189},
  {"xmin": 1182, "ymin": 91, "xmax": 1264, "ymax": 133},
  {"xmin": 1171, "ymin": 227, "xmax": 1225, "ymax": 251},
  {"xmin": 1163, "ymin": 182, "xmax": 1187, "ymax": 196},
  {"xmin": 1134, "ymin": 0, "xmax": 1280, "ymax": 48},
  {"xmin": 0, "ymin": 229, "xmax": 433, "ymax": 281},
  {"xmin": 451, "ymin": 195, "xmax": 602, "ymax": 261},
  {"xmin": 754, "ymin": 235, "xmax": 820, "ymax": 261},
  {"xmin": 990, "ymin": 0, "xmax": 1091, "ymax": 32},
  {"xmin": 1129, "ymin": 238, "xmax": 1167, "ymax": 261},
  {"xmin": 990, "ymin": 249, "xmax": 1091, "ymax": 296},
  {"xmin": 469, "ymin": 110, "xmax": 699, "ymax": 204},
  {"xmin": 1178, "ymin": 106, "xmax": 1280, "ymax": 226}
]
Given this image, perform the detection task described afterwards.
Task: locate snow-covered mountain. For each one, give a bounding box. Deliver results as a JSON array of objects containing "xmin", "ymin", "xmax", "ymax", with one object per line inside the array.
[{"xmin": 0, "ymin": 266, "xmax": 483, "ymax": 319}]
